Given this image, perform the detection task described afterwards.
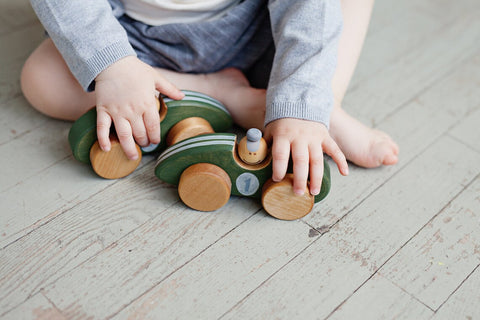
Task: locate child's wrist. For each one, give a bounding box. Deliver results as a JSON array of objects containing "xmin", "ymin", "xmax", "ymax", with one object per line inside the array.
[{"xmin": 96, "ymin": 56, "xmax": 138, "ymax": 81}]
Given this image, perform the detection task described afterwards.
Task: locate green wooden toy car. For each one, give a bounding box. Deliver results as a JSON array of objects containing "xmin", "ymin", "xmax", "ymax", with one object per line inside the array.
[
  {"xmin": 154, "ymin": 129, "xmax": 331, "ymax": 220},
  {"xmin": 68, "ymin": 90, "xmax": 233, "ymax": 179}
]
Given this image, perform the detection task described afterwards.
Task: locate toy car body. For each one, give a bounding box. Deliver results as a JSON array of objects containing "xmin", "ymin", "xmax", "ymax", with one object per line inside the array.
[
  {"xmin": 154, "ymin": 132, "xmax": 331, "ymax": 220},
  {"xmin": 68, "ymin": 90, "xmax": 233, "ymax": 178}
]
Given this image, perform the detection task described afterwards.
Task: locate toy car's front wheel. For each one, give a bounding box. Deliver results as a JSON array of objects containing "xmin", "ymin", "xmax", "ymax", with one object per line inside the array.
[
  {"xmin": 178, "ymin": 163, "xmax": 232, "ymax": 211},
  {"xmin": 261, "ymin": 174, "xmax": 314, "ymax": 220},
  {"xmin": 89, "ymin": 136, "xmax": 142, "ymax": 179}
]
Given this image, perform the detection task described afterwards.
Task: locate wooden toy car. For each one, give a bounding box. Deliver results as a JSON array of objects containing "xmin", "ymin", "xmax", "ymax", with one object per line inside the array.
[
  {"xmin": 155, "ymin": 129, "xmax": 331, "ymax": 220},
  {"xmin": 68, "ymin": 90, "xmax": 233, "ymax": 179}
]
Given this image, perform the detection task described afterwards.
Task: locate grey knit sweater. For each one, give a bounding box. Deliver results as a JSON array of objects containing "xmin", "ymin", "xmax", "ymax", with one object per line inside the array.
[{"xmin": 29, "ymin": 0, "xmax": 342, "ymax": 127}]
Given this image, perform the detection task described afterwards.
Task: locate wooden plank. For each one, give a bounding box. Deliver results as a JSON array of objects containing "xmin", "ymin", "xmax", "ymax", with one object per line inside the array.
[
  {"xmin": 0, "ymin": 23, "xmax": 43, "ymax": 65},
  {"xmin": 0, "ymin": 21, "xmax": 51, "ymax": 143},
  {"xmin": 414, "ymin": 53, "xmax": 480, "ymax": 124},
  {"xmin": 0, "ymin": 120, "xmax": 74, "ymax": 193},
  {"xmin": 366, "ymin": 0, "xmax": 480, "ymax": 37},
  {"xmin": 343, "ymin": 10, "xmax": 480, "ymax": 125},
  {"xmin": 0, "ymin": 292, "xmax": 65, "ymax": 320},
  {"xmin": 111, "ymin": 215, "xmax": 315, "ymax": 320},
  {"xmin": 0, "ymin": 155, "xmax": 131, "ymax": 248},
  {"xmin": 432, "ymin": 266, "xmax": 480, "ymax": 319},
  {"xmin": 0, "ymin": 161, "xmax": 178, "ymax": 315},
  {"xmin": 364, "ymin": 0, "xmax": 479, "ymax": 36},
  {"xmin": 0, "ymin": 96, "xmax": 49, "ymax": 146},
  {"xmin": 353, "ymin": 1, "xmax": 443, "ymax": 87},
  {"xmin": 222, "ymin": 136, "xmax": 480, "ymax": 319},
  {"xmin": 0, "ymin": 103, "xmax": 159, "ymax": 249},
  {"xmin": 413, "ymin": 0, "xmax": 480, "ymax": 22},
  {"xmin": 0, "ymin": 0, "xmax": 39, "ymax": 36},
  {"xmin": 379, "ymin": 177, "xmax": 480, "ymax": 309},
  {"xmin": 39, "ymin": 199, "xmax": 259, "ymax": 319},
  {"xmin": 304, "ymin": 53, "xmax": 480, "ymax": 230},
  {"xmin": 0, "ymin": 59, "xmax": 25, "ymax": 105},
  {"xmin": 328, "ymin": 274, "xmax": 433, "ymax": 320},
  {"xmin": 449, "ymin": 108, "xmax": 480, "ymax": 153},
  {"xmin": 0, "ymin": 23, "xmax": 43, "ymax": 105}
]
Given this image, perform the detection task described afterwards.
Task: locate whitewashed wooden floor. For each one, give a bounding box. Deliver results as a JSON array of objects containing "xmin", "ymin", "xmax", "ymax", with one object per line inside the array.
[{"xmin": 1, "ymin": 0, "xmax": 480, "ymax": 319}]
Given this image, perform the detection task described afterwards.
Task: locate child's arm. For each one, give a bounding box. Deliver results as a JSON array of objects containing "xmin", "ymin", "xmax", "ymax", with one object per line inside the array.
[
  {"xmin": 29, "ymin": 0, "xmax": 183, "ymax": 159},
  {"xmin": 265, "ymin": 0, "xmax": 348, "ymax": 195},
  {"xmin": 30, "ymin": 0, "xmax": 135, "ymax": 92}
]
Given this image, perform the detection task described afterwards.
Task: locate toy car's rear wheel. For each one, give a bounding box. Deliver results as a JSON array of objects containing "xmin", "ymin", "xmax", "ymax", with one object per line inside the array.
[
  {"xmin": 178, "ymin": 163, "xmax": 231, "ymax": 211},
  {"xmin": 166, "ymin": 117, "xmax": 214, "ymax": 146},
  {"xmin": 261, "ymin": 174, "xmax": 314, "ymax": 220},
  {"xmin": 89, "ymin": 136, "xmax": 142, "ymax": 179}
]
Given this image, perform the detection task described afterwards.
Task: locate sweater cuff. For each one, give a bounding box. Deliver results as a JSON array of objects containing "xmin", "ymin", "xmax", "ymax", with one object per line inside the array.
[
  {"xmin": 73, "ymin": 41, "xmax": 137, "ymax": 92},
  {"xmin": 264, "ymin": 100, "xmax": 333, "ymax": 129}
]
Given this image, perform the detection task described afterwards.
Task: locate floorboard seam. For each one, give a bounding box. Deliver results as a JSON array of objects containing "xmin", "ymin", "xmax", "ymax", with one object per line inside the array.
[
  {"xmin": 325, "ymin": 172, "xmax": 479, "ymax": 319},
  {"xmin": 0, "ymin": 157, "xmax": 155, "ymax": 250},
  {"xmin": 107, "ymin": 208, "xmax": 261, "ymax": 320},
  {"xmin": 433, "ymin": 263, "xmax": 480, "ymax": 315}
]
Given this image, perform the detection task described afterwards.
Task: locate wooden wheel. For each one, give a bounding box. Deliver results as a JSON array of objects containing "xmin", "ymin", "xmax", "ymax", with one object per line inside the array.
[
  {"xmin": 178, "ymin": 163, "xmax": 231, "ymax": 211},
  {"xmin": 89, "ymin": 136, "xmax": 142, "ymax": 179},
  {"xmin": 261, "ymin": 174, "xmax": 314, "ymax": 220},
  {"xmin": 166, "ymin": 117, "xmax": 214, "ymax": 146}
]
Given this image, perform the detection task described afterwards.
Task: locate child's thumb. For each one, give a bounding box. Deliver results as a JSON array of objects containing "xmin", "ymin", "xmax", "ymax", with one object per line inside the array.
[{"xmin": 154, "ymin": 74, "xmax": 184, "ymax": 100}]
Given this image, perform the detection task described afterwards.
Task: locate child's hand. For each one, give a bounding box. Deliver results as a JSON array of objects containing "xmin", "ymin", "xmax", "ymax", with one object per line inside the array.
[
  {"xmin": 264, "ymin": 118, "xmax": 349, "ymax": 196},
  {"xmin": 95, "ymin": 56, "xmax": 184, "ymax": 160}
]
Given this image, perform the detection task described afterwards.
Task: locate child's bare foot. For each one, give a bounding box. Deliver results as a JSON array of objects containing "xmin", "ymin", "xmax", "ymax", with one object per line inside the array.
[
  {"xmin": 158, "ymin": 67, "xmax": 266, "ymax": 129},
  {"xmin": 329, "ymin": 106, "xmax": 399, "ymax": 168}
]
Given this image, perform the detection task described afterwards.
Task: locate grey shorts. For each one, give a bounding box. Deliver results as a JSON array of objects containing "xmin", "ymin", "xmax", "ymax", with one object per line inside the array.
[{"xmin": 108, "ymin": 0, "xmax": 274, "ymax": 88}]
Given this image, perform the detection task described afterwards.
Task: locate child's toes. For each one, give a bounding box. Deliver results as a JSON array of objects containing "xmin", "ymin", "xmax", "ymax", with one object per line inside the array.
[{"xmin": 383, "ymin": 152, "xmax": 399, "ymax": 166}]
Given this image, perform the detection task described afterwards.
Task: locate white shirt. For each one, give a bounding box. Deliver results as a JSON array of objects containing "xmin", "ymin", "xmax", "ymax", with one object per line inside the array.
[{"xmin": 121, "ymin": 0, "xmax": 241, "ymax": 26}]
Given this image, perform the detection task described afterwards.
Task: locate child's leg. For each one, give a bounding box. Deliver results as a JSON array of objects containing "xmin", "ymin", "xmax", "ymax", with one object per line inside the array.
[
  {"xmin": 329, "ymin": 0, "xmax": 399, "ymax": 167},
  {"xmin": 21, "ymin": 39, "xmax": 96, "ymax": 120},
  {"xmin": 155, "ymin": 67, "xmax": 267, "ymax": 129}
]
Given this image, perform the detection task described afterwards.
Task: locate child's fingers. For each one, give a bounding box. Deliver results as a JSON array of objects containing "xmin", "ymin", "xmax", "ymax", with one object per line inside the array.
[
  {"xmin": 324, "ymin": 137, "xmax": 349, "ymax": 176},
  {"xmin": 271, "ymin": 137, "xmax": 290, "ymax": 182},
  {"xmin": 96, "ymin": 109, "xmax": 112, "ymax": 152},
  {"xmin": 291, "ymin": 141, "xmax": 309, "ymax": 195},
  {"xmin": 308, "ymin": 143, "xmax": 324, "ymax": 195},
  {"xmin": 154, "ymin": 73, "xmax": 185, "ymax": 100},
  {"xmin": 113, "ymin": 118, "xmax": 139, "ymax": 160},
  {"xmin": 130, "ymin": 115, "xmax": 149, "ymax": 147},
  {"xmin": 144, "ymin": 106, "xmax": 161, "ymax": 145}
]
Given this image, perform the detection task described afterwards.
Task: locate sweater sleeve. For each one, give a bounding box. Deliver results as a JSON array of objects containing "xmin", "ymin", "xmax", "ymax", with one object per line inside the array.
[
  {"xmin": 30, "ymin": 0, "xmax": 137, "ymax": 91},
  {"xmin": 265, "ymin": 0, "xmax": 343, "ymax": 128}
]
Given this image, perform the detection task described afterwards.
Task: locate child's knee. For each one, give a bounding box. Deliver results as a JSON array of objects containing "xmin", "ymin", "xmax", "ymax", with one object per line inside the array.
[
  {"xmin": 20, "ymin": 52, "xmax": 47, "ymax": 112},
  {"xmin": 20, "ymin": 39, "xmax": 90, "ymax": 120}
]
